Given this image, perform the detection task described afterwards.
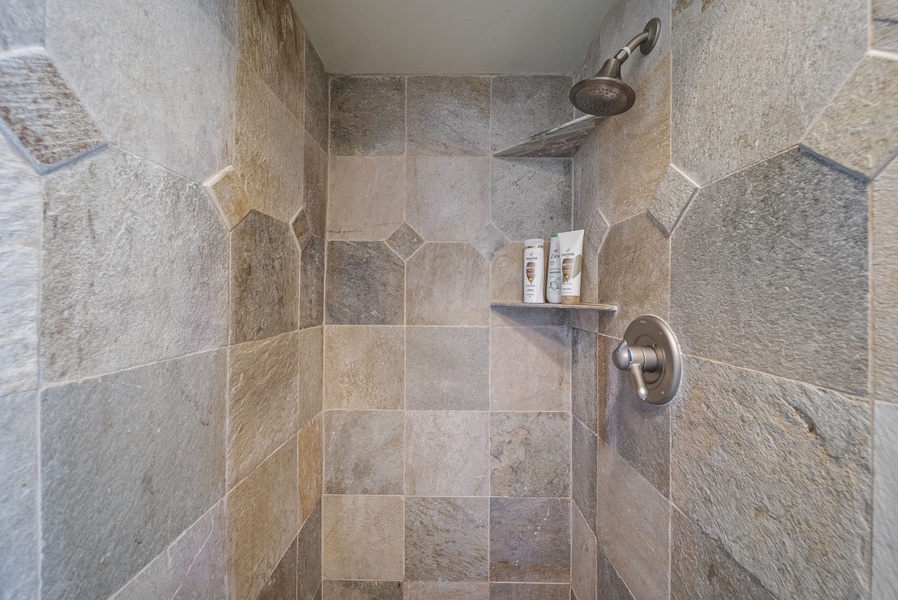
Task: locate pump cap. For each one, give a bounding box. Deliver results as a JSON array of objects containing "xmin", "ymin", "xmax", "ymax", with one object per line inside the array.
[{"xmin": 524, "ymin": 238, "xmax": 545, "ymax": 247}]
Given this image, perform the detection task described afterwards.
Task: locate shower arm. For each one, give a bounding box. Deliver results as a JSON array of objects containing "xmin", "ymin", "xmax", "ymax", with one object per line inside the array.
[
  {"xmin": 613, "ymin": 31, "xmax": 651, "ymax": 64},
  {"xmin": 593, "ymin": 18, "xmax": 660, "ymax": 79}
]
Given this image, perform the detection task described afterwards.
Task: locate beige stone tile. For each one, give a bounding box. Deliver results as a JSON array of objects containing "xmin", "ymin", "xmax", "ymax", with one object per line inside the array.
[
  {"xmin": 298, "ymin": 414, "xmax": 322, "ymax": 526},
  {"xmin": 407, "ymin": 75, "xmax": 491, "ymax": 157},
  {"xmin": 874, "ymin": 158, "xmax": 898, "ymax": 405},
  {"xmin": 324, "ymin": 410, "xmax": 404, "ymax": 495},
  {"xmin": 406, "ymin": 157, "xmax": 490, "ymax": 242},
  {"xmin": 572, "ymin": 504, "xmax": 597, "ymax": 600},
  {"xmin": 489, "ymin": 241, "xmax": 524, "ymax": 303},
  {"xmin": 407, "ymin": 243, "xmax": 490, "ymax": 326},
  {"xmin": 404, "ymin": 582, "xmax": 489, "ymax": 600},
  {"xmin": 322, "ymin": 495, "xmax": 404, "ymax": 581},
  {"xmin": 328, "ymin": 156, "xmax": 405, "ymax": 241},
  {"xmin": 330, "ymin": 76, "xmax": 406, "ymax": 156},
  {"xmin": 490, "ymin": 327, "xmax": 571, "ymax": 411},
  {"xmin": 405, "ymin": 327, "xmax": 489, "ymax": 411},
  {"xmin": 405, "ymin": 497, "xmax": 489, "ymax": 582},
  {"xmin": 325, "ymin": 241, "xmax": 405, "ymax": 326},
  {"xmin": 324, "ymin": 326, "xmax": 404, "ymax": 410},
  {"xmin": 299, "ymin": 326, "xmax": 323, "ymax": 428},
  {"xmin": 490, "ymin": 412, "xmax": 571, "ymax": 498},
  {"xmin": 204, "ymin": 166, "xmax": 252, "ymax": 231},
  {"xmin": 489, "ymin": 497, "xmax": 570, "ymax": 583},
  {"xmin": 304, "ymin": 132, "xmax": 328, "ymax": 238},
  {"xmin": 405, "ymin": 411, "xmax": 489, "ymax": 497}
]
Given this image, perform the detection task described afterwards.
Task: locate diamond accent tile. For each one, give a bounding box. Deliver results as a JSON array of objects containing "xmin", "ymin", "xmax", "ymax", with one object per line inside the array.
[
  {"xmin": 386, "ymin": 223, "xmax": 424, "ymax": 260},
  {"xmin": 472, "ymin": 223, "xmax": 509, "ymax": 261}
]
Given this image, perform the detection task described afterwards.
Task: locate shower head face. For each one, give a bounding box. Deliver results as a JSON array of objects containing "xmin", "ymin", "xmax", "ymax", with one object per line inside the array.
[{"xmin": 569, "ymin": 76, "xmax": 636, "ymax": 116}]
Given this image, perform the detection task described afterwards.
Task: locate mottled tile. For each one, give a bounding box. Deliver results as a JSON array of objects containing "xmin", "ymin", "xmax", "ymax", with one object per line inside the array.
[
  {"xmin": 405, "ymin": 411, "xmax": 489, "ymax": 497},
  {"xmin": 322, "ymin": 495, "xmax": 404, "ymax": 581},
  {"xmin": 324, "ymin": 326, "xmax": 404, "ymax": 410},
  {"xmin": 301, "ymin": 235, "xmax": 326, "ymax": 329},
  {"xmin": 197, "ymin": 0, "xmax": 235, "ymax": 42},
  {"xmin": 328, "ymin": 156, "xmax": 405, "ymax": 241},
  {"xmin": 490, "ymin": 498, "xmax": 570, "ymax": 583},
  {"xmin": 572, "ymin": 417, "xmax": 597, "ymax": 533},
  {"xmin": 671, "ymin": 0, "xmax": 866, "ymax": 184},
  {"xmin": 572, "ymin": 129, "xmax": 609, "ymax": 304},
  {"xmin": 406, "ymin": 327, "xmax": 489, "ymax": 411},
  {"xmin": 571, "ymin": 505, "xmax": 597, "ymax": 600},
  {"xmin": 596, "ymin": 549, "xmax": 634, "ymax": 600},
  {"xmin": 671, "ymin": 356, "xmax": 873, "ymax": 600},
  {"xmin": 228, "ymin": 439, "xmax": 299, "ymax": 600},
  {"xmin": 323, "ymin": 580, "xmax": 403, "ymax": 600},
  {"xmin": 491, "ymin": 75, "xmax": 573, "ymax": 153},
  {"xmin": 491, "ymin": 159, "xmax": 572, "ymax": 241},
  {"xmin": 42, "ymin": 146, "xmax": 229, "ymax": 381},
  {"xmin": 489, "ymin": 583, "xmax": 570, "ymax": 600},
  {"xmin": 407, "ymin": 243, "xmax": 490, "ymax": 326},
  {"xmin": 324, "ymin": 410, "xmax": 403, "ymax": 495},
  {"xmin": 571, "ymin": 329, "xmax": 598, "ymax": 433},
  {"xmin": 46, "ymin": 0, "xmax": 234, "ymax": 183},
  {"xmin": 407, "ymin": 157, "xmax": 491, "ymax": 242},
  {"xmin": 292, "ymin": 206, "xmax": 311, "ymax": 249},
  {"xmin": 874, "ymin": 158, "xmax": 898, "ymax": 404},
  {"xmin": 299, "ymin": 503, "xmax": 322, "ymax": 600},
  {"xmin": 258, "ymin": 538, "xmax": 297, "ymax": 600},
  {"xmin": 325, "ymin": 241, "xmax": 405, "ymax": 325},
  {"xmin": 386, "ymin": 223, "xmax": 424, "ymax": 260},
  {"xmin": 648, "ymin": 164, "xmax": 698, "ymax": 236},
  {"xmin": 0, "ymin": 0, "xmax": 44, "ymax": 51},
  {"xmin": 41, "ymin": 351, "xmax": 226, "ymax": 600},
  {"xmin": 407, "ymin": 76, "xmax": 491, "ymax": 156},
  {"xmin": 330, "ymin": 76, "xmax": 405, "ymax": 156},
  {"xmin": 305, "ymin": 37, "xmax": 329, "ymax": 147},
  {"xmin": 873, "ymin": 0, "xmax": 898, "ymax": 52},
  {"xmin": 405, "ymin": 497, "xmax": 489, "ymax": 582},
  {"xmin": 231, "ymin": 210, "xmax": 299, "ymax": 344},
  {"xmin": 671, "ymin": 149, "xmax": 868, "ymax": 395},
  {"xmin": 489, "ymin": 241, "xmax": 524, "ymax": 303},
  {"xmin": 405, "ymin": 582, "xmax": 489, "ymax": 600},
  {"xmin": 228, "ymin": 331, "xmax": 300, "ymax": 487},
  {"xmin": 473, "ymin": 223, "xmax": 509, "ymax": 261},
  {"xmin": 204, "ymin": 165, "xmax": 251, "ymax": 230},
  {"xmin": 304, "ymin": 132, "xmax": 328, "ymax": 238},
  {"xmin": 299, "ymin": 326, "xmax": 324, "ymax": 427},
  {"xmin": 875, "ymin": 403, "xmax": 898, "ymax": 600},
  {"xmin": 298, "ymin": 414, "xmax": 323, "ymax": 525},
  {"xmin": 490, "ymin": 412, "xmax": 571, "ymax": 498},
  {"xmin": 490, "ymin": 327, "xmax": 571, "ymax": 411}
]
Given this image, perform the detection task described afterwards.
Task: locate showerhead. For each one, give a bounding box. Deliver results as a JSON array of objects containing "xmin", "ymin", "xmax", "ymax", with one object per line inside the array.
[{"xmin": 570, "ymin": 18, "xmax": 660, "ymax": 116}]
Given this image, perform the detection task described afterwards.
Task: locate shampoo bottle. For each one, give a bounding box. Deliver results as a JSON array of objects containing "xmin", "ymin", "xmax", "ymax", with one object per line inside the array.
[
  {"xmin": 522, "ymin": 238, "xmax": 546, "ymax": 303},
  {"xmin": 546, "ymin": 234, "xmax": 562, "ymax": 304}
]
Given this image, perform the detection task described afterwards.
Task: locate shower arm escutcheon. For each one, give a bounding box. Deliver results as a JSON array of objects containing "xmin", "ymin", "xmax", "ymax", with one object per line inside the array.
[{"xmin": 612, "ymin": 315, "xmax": 682, "ymax": 406}]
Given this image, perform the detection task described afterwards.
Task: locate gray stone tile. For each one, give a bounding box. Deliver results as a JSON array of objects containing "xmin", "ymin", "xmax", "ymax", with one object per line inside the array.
[
  {"xmin": 0, "ymin": 0, "xmax": 43, "ymax": 51},
  {"xmin": 873, "ymin": 0, "xmax": 898, "ymax": 52},
  {"xmin": 408, "ymin": 76, "xmax": 491, "ymax": 156},
  {"xmin": 671, "ymin": 356, "xmax": 873, "ymax": 600},
  {"xmin": 671, "ymin": 0, "xmax": 867, "ymax": 184},
  {"xmin": 0, "ymin": 133, "xmax": 39, "ymax": 395},
  {"xmin": 330, "ymin": 76, "xmax": 405, "ymax": 156},
  {"xmin": 671, "ymin": 149, "xmax": 868, "ymax": 396},
  {"xmin": 305, "ymin": 37, "xmax": 329, "ymax": 148},
  {"xmin": 875, "ymin": 402, "xmax": 898, "ymax": 600},
  {"xmin": 228, "ymin": 331, "xmax": 300, "ymax": 487},
  {"xmin": 489, "ymin": 583, "xmax": 570, "ymax": 600},
  {"xmin": 407, "ymin": 157, "xmax": 491, "ymax": 242},
  {"xmin": 406, "ymin": 327, "xmax": 489, "ymax": 411},
  {"xmin": 299, "ymin": 327, "xmax": 324, "ymax": 430},
  {"xmin": 298, "ymin": 415, "xmax": 323, "ymax": 525},
  {"xmin": 324, "ymin": 326, "xmax": 404, "ymax": 410},
  {"xmin": 304, "ymin": 132, "xmax": 328, "ymax": 238},
  {"xmin": 324, "ymin": 410, "xmax": 403, "ymax": 495},
  {"xmin": 0, "ymin": 49, "xmax": 104, "ymax": 173},
  {"xmin": 804, "ymin": 55, "xmax": 898, "ymax": 179},
  {"xmin": 405, "ymin": 497, "xmax": 490, "ymax": 582},
  {"xmin": 648, "ymin": 164, "xmax": 698, "ymax": 236},
  {"xmin": 405, "ymin": 411, "xmax": 490, "ymax": 497},
  {"xmin": 472, "ymin": 223, "xmax": 509, "ymax": 261},
  {"xmin": 671, "ymin": 508, "xmax": 776, "ymax": 600},
  {"xmin": 323, "ymin": 580, "xmax": 403, "ymax": 600},
  {"xmin": 491, "ymin": 159, "xmax": 572, "ymax": 242},
  {"xmin": 489, "ymin": 497, "xmax": 570, "ymax": 583},
  {"xmin": 874, "ymin": 157, "xmax": 898, "ymax": 404},
  {"xmin": 386, "ymin": 223, "xmax": 424, "ymax": 261},
  {"xmin": 42, "ymin": 147, "xmax": 229, "ymax": 383},
  {"xmin": 489, "ymin": 241, "xmax": 524, "ymax": 304},
  {"xmin": 46, "ymin": 0, "xmax": 234, "ymax": 183},
  {"xmin": 406, "ymin": 582, "xmax": 489, "ymax": 600},
  {"xmin": 491, "ymin": 75, "xmax": 573, "ymax": 154},
  {"xmin": 572, "ymin": 129, "xmax": 609, "ymax": 304},
  {"xmin": 299, "ymin": 503, "xmax": 322, "ymax": 600},
  {"xmin": 490, "ymin": 327, "xmax": 571, "ymax": 412},
  {"xmin": 231, "ymin": 210, "xmax": 299, "ymax": 344},
  {"xmin": 490, "ymin": 412, "xmax": 571, "ymax": 498},
  {"xmin": 571, "ymin": 329, "xmax": 598, "ymax": 433},
  {"xmin": 197, "ymin": 0, "xmax": 235, "ymax": 43},
  {"xmin": 0, "ymin": 391, "xmax": 38, "ymax": 600},
  {"xmin": 203, "ymin": 165, "xmax": 252, "ymax": 230},
  {"xmin": 258, "ymin": 538, "xmax": 297, "ymax": 600},
  {"xmin": 328, "ymin": 156, "xmax": 405, "ymax": 241},
  {"xmin": 293, "ymin": 208, "xmax": 312, "ymax": 250},
  {"xmin": 41, "ymin": 350, "xmax": 227, "ymax": 600},
  {"xmin": 301, "ymin": 235, "xmax": 326, "ymax": 329},
  {"xmin": 325, "ymin": 241, "xmax": 405, "ymax": 325},
  {"xmin": 596, "ymin": 548, "xmax": 634, "ymax": 600},
  {"xmin": 407, "ymin": 243, "xmax": 490, "ymax": 326},
  {"xmin": 228, "ymin": 438, "xmax": 299, "ymax": 600},
  {"xmin": 572, "ymin": 417, "xmax": 597, "ymax": 533},
  {"xmin": 322, "ymin": 495, "xmax": 404, "ymax": 581},
  {"xmin": 571, "ymin": 504, "xmax": 597, "ymax": 600}
]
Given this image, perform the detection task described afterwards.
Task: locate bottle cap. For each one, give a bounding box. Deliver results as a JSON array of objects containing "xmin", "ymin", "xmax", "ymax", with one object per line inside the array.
[
  {"xmin": 524, "ymin": 238, "xmax": 544, "ymax": 247},
  {"xmin": 551, "ymin": 234, "xmax": 558, "ymax": 238}
]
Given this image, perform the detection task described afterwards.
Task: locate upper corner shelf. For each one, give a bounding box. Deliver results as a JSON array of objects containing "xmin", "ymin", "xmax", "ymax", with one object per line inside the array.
[
  {"xmin": 490, "ymin": 301, "xmax": 618, "ymax": 312},
  {"xmin": 493, "ymin": 115, "xmax": 603, "ymax": 158}
]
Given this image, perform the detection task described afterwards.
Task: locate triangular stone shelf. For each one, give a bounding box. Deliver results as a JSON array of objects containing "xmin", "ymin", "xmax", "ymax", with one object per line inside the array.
[{"xmin": 493, "ymin": 115, "xmax": 603, "ymax": 158}]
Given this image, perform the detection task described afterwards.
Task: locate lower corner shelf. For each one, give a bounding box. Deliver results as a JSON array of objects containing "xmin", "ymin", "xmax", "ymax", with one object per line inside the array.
[{"xmin": 490, "ymin": 301, "xmax": 618, "ymax": 312}]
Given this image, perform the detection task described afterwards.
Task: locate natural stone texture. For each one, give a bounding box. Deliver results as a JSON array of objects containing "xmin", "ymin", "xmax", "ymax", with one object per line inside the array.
[
  {"xmin": 293, "ymin": 208, "xmax": 312, "ymax": 250},
  {"xmin": 235, "ymin": 64, "xmax": 305, "ymax": 223},
  {"xmin": 197, "ymin": 0, "xmax": 236, "ymax": 43},
  {"xmin": 573, "ymin": 30, "xmax": 603, "ymax": 92},
  {"xmin": 0, "ymin": 0, "xmax": 44, "ymax": 51},
  {"xmin": 42, "ymin": 146, "xmax": 229, "ymax": 381},
  {"xmin": 572, "ymin": 417, "xmax": 597, "ymax": 533},
  {"xmin": 405, "ymin": 411, "xmax": 489, "ymax": 497},
  {"xmin": 0, "ymin": 133, "xmax": 39, "ymax": 395},
  {"xmin": 490, "ymin": 412, "xmax": 571, "ymax": 498},
  {"xmin": 0, "ymin": 49, "xmax": 104, "ymax": 173},
  {"xmin": 41, "ymin": 350, "xmax": 227, "ymax": 600},
  {"xmin": 299, "ymin": 327, "xmax": 324, "ymax": 428},
  {"xmin": 406, "ymin": 156, "xmax": 491, "ymax": 242},
  {"xmin": 326, "ymin": 241, "xmax": 405, "ymax": 325},
  {"xmin": 204, "ymin": 166, "xmax": 252, "ymax": 230},
  {"xmin": 324, "ymin": 410, "xmax": 403, "ymax": 495},
  {"xmin": 330, "ymin": 76, "xmax": 405, "ymax": 156},
  {"xmin": 491, "ymin": 75, "xmax": 573, "ymax": 154},
  {"xmin": 572, "ymin": 128, "xmax": 609, "ymax": 304},
  {"xmin": 490, "ymin": 327, "xmax": 571, "ymax": 411},
  {"xmin": 228, "ymin": 438, "xmax": 299, "ymax": 600},
  {"xmin": 671, "ymin": 356, "xmax": 873, "ymax": 600},
  {"xmin": 305, "ymin": 37, "xmax": 329, "ymax": 147},
  {"xmin": 671, "ymin": 508, "xmax": 777, "ymax": 600},
  {"xmin": 328, "ymin": 156, "xmax": 405, "ymax": 241},
  {"xmin": 0, "ymin": 391, "xmax": 37, "ymax": 600},
  {"xmin": 596, "ymin": 549, "xmax": 635, "ymax": 600},
  {"xmin": 324, "ymin": 326, "xmax": 404, "ymax": 410},
  {"xmin": 109, "ymin": 500, "xmax": 227, "ymax": 600},
  {"xmin": 322, "ymin": 580, "xmax": 403, "ymax": 600},
  {"xmin": 407, "ymin": 76, "xmax": 491, "ymax": 156},
  {"xmin": 873, "ymin": 0, "xmax": 898, "ymax": 52},
  {"xmin": 407, "ymin": 243, "xmax": 490, "ymax": 326},
  {"xmin": 322, "ymin": 495, "xmax": 404, "ymax": 581},
  {"xmin": 494, "ymin": 116, "xmax": 603, "ymax": 159},
  {"xmin": 571, "ymin": 329, "xmax": 598, "ymax": 433},
  {"xmin": 258, "ymin": 539, "xmax": 297, "ymax": 600},
  {"xmin": 231, "ymin": 209, "xmax": 299, "ymax": 344},
  {"xmin": 671, "ymin": 149, "xmax": 868, "ymax": 395},
  {"xmin": 386, "ymin": 223, "xmax": 424, "ymax": 260},
  {"xmin": 648, "ymin": 164, "xmax": 698, "ymax": 236},
  {"xmin": 237, "ymin": 0, "xmax": 304, "ymax": 121},
  {"xmin": 874, "ymin": 159, "xmax": 898, "ymax": 405},
  {"xmin": 491, "ymin": 158, "xmax": 573, "ymax": 241},
  {"xmin": 571, "ymin": 505, "xmax": 597, "ymax": 600},
  {"xmin": 472, "ymin": 223, "xmax": 509, "ymax": 262},
  {"xmin": 46, "ymin": 0, "xmax": 234, "ymax": 183},
  {"xmin": 406, "ymin": 327, "xmax": 489, "ymax": 411},
  {"xmin": 304, "ymin": 132, "xmax": 328, "ymax": 238},
  {"xmin": 299, "ymin": 503, "xmax": 322, "ymax": 600},
  {"xmin": 804, "ymin": 55, "xmax": 898, "ymax": 179},
  {"xmin": 301, "ymin": 235, "xmax": 326, "ymax": 329},
  {"xmin": 875, "ymin": 402, "xmax": 898, "ymax": 600},
  {"xmin": 671, "ymin": 0, "xmax": 867, "ymax": 185},
  {"xmin": 228, "ymin": 331, "xmax": 299, "ymax": 487},
  {"xmin": 405, "ymin": 582, "xmax": 489, "ymax": 600},
  {"xmin": 489, "ymin": 583, "xmax": 570, "ymax": 600},
  {"xmin": 489, "ymin": 497, "xmax": 570, "ymax": 583},
  {"xmin": 405, "ymin": 497, "xmax": 489, "ymax": 581},
  {"xmin": 489, "ymin": 241, "xmax": 525, "ymax": 303},
  {"xmin": 298, "ymin": 415, "xmax": 323, "ymax": 525}
]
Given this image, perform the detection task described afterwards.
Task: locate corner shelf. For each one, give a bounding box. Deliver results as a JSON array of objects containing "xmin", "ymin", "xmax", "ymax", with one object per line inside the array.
[
  {"xmin": 493, "ymin": 115, "xmax": 604, "ymax": 158},
  {"xmin": 490, "ymin": 301, "xmax": 618, "ymax": 312}
]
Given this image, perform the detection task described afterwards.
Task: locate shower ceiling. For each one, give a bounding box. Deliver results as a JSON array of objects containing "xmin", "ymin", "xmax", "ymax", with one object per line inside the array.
[{"xmin": 291, "ymin": 0, "xmax": 615, "ymax": 74}]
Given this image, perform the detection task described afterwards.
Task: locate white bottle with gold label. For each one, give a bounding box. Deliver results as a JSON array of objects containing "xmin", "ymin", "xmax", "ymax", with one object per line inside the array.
[{"xmin": 522, "ymin": 238, "xmax": 546, "ymax": 303}]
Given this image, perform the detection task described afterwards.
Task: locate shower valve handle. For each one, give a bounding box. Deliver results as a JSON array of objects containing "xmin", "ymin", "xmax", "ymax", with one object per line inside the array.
[{"xmin": 612, "ymin": 340, "xmax": 660, "ymax": 402}]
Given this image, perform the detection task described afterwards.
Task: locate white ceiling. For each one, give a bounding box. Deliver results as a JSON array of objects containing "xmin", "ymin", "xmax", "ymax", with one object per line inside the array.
[{"xmin": 291, "ymin": 0, "xmax": 616, "ymax": 75}]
